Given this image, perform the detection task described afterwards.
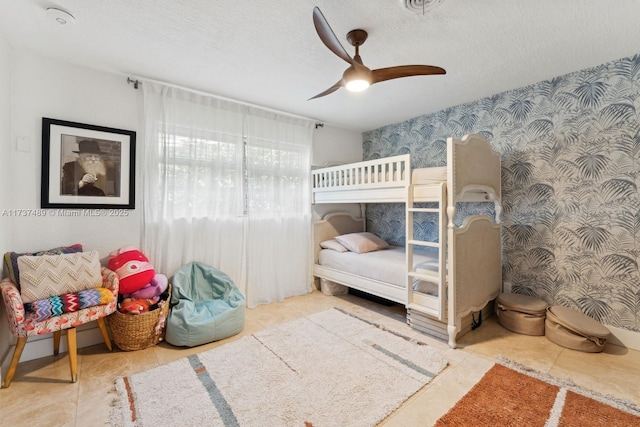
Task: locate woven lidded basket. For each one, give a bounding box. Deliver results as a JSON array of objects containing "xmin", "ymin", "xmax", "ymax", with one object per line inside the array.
[{"xmin": 109, "ymin": 285, "xmax": 171, "ymax": 351}]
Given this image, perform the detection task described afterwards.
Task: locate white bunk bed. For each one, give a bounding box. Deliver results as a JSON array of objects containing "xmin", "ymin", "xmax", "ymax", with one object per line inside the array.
[{"xmin": 312, "ymin": 134, "xmax": 502, "ymax": 348}]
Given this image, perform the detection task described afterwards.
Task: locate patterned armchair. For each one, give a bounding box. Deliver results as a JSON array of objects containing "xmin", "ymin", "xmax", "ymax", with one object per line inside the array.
[{"xmin": 1, "ymin": 266, "xmax": 119, "ymax": 387}]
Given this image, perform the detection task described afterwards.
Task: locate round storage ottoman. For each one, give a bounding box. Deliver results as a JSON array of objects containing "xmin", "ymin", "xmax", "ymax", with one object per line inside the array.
[
  {"xmin": 545, "ymin": 305, "xmax": 610, "ymax": 353},
  {"xmin": 496, "ymin": 292, "xmax": 548, "ymax": 336}
]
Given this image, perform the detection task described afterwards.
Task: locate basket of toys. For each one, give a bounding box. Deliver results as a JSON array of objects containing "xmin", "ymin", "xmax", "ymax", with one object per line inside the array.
[
  {"xmin": 109, "ymin": 284, "xmax": 171, "ymax": 351},
  {"xmin": 106, "ymin": 246, "xmax": 171, "ymax": 351}
]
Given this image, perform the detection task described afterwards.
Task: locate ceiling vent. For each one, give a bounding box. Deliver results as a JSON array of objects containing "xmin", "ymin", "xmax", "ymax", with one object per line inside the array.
[{"xmin": 401, "ymin": 0, "xmax": 445, "ymax": 13}]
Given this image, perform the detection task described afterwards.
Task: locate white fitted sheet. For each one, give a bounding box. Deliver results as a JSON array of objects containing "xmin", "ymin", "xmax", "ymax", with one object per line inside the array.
[{"xmin": 318, "ymin": 246, "xmax": 439, "ymax": 295}]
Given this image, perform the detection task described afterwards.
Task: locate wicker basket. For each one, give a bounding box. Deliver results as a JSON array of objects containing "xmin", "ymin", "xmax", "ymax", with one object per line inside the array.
[{"xmin": 109, "ymin": 285, "xmax": 171, "ymax": 351}]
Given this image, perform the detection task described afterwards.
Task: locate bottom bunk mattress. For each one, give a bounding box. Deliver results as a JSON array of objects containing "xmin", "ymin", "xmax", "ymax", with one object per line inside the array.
[{"xmin": 317, "ymin": 246, "xmax": 439, "ymax": 295}]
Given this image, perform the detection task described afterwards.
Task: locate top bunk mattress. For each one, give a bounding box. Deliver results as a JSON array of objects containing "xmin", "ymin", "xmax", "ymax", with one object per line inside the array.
[
  {"xmin": 412, "ymin": 166, "xmax": 447, "ymax": 185},
  {"xmin": 317, "ymin": 246, "xmax": 439, "ymax": 294}
]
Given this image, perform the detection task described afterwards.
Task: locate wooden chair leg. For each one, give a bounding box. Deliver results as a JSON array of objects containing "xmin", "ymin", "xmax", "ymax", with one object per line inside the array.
[
  {"xmin": 66, "ymin": 327, "xmax": 78, "ymax": 383},
  {"xmin": 3, "ymin": 336, "xmax": 27, "ymax": 388},
  {"xmin": 53, "ymin": 330, "xmax": 62, "ymax": 356},
  {"xmin": 96, "ymin": 317, "xmax": 113, "ymax": 351}
]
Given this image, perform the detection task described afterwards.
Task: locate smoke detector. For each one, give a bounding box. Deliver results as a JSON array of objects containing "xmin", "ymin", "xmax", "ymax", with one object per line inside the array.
[
  {"xmin": 401, "ymin": 0, "xmax": 445, "ymax": 13},
  {"xmin": 46, "ymin": 7, "xmax": 76, "ymax": 25}
]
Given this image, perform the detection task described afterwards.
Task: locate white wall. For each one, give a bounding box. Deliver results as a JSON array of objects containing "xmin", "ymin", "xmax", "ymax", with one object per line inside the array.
[
  {"xmin": 312, "ymin": 124, "xmax": 361, "ymax": 167},
  {"xmin": 9, "ymin": 51, "xmax": 141, "ymax": 256},
  {"xmin": 3, "ymin": 51, "xmax": 141, "ymax": 364},
  {"xmin": 311, "ymin": 124, "xmax": 363, "ymax": 220},
  {"xmin": 0, "ymin": 31, "xmax": 13, "ymax": 377}
]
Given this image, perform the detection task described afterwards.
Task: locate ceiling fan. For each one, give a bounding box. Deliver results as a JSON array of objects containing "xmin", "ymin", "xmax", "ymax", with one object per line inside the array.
[{"xmin": 309, "ymin": 6, "xmax": 446, "ymax": 100}]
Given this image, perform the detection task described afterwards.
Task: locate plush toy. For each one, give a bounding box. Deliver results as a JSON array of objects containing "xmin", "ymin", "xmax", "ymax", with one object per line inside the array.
[
  {"xmin": 126, "ymin": 273, "xmax": 168, "ymax": 300},
  {"xmin": 107, "ymin": 245, "xmax": 155, "ymax": 295},
  {"xmin": 119, "ymin": 298, "xmax": 150, "ymax": 315}
]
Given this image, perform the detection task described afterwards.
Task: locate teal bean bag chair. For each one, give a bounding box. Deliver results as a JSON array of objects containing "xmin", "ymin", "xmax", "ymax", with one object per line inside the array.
[{"xmin": 165, "ymin": 262, "xmax": 245, "ymax": 347}]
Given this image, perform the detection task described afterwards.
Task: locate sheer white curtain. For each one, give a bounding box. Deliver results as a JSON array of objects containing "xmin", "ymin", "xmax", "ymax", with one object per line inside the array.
[
  {"xmin": 244, "ymin": 111, "xmax": 313, "ymax": 306},
  {"xmin": 141, "ymin": 81, "xmax": 314, "ymax": 307}
]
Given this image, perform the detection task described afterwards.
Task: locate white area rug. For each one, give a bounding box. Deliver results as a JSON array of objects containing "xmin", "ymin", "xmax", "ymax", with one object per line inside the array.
[{"xmin": 110, "ymin": 307, "xmax": 448, "ymax": 427}]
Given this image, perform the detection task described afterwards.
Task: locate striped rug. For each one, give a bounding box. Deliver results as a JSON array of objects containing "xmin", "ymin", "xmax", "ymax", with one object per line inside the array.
[
  {"xmin": 435, "ymin": 359, "xmax": 640, "ymax": 426},
  {"xmin": 110, "ymin": 308, "xmax": 447, "ymax": 426}
]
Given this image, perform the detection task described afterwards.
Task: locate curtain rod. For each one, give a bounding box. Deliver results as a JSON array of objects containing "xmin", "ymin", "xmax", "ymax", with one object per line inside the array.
[
  {"xmin": 126, "ymin": 75, "xmax": 323, "ymax": 127},
  {"xmin": 127, "ymin": 77, "xmax": 140, "ymax": 89}
]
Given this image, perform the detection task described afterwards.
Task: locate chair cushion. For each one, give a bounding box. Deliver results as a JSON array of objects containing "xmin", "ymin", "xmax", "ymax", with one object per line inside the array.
[
  {"xmin": 18, "ymin": 251, "xmax": 102, "ymax": 303},
  {"xmin": 3, "ymin": 244, "xmax": 83, "ymax": 289},
  {"xmin": 1, "ymin": 267, "xmax": 119, "ymax": 338},
  {"xmin": 24, "ymin": 287, "xmax": 114, "ymax": 321},
  {"xmin": 165, "ymin": 262, "xmax": 245, "ymax": 347}
]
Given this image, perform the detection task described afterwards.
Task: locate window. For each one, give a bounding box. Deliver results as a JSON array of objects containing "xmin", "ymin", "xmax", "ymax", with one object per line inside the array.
[{"xmin": 157, "ymin": 130, "xmax": 309, "ymax": 219}]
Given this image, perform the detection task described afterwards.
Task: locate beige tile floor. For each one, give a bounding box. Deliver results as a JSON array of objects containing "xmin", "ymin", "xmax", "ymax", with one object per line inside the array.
[{"xmin": 1, "ymin": 290, "xmax": 639, "ymax": 426}]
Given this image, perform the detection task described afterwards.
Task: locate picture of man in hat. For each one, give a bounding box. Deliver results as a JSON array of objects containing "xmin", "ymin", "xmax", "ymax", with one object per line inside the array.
[{"xmin": 61, "ymin": 139, "xmax": 108, "ymax": 196}]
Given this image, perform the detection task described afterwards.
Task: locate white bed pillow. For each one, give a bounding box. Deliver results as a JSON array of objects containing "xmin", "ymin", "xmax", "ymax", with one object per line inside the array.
[
  {"xmin": 335, "ymin": 232, "xmax": 389, "ymax": 254},
  {"xmin": 320, "ymin": 240, "xmax": 349, "ymax": 253}
]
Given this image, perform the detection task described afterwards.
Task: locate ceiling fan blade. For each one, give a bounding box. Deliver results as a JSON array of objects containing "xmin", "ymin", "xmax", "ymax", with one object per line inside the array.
[
  {"xmin": 313, "ymin": 7, "xmax": 355, "ymax": 66},
  {"xmin": 308, "ymin": 80, "xmax": 344, "ymax": 100},
  {"xmin": 371, "ymin": 65, "xmax": 446, "ymax": 84}
]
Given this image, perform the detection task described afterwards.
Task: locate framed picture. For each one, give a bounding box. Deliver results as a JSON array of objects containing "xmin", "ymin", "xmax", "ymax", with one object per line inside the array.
[{"xmin": 41, "ymin": 117, "xmax": 136, "ymax": 209}]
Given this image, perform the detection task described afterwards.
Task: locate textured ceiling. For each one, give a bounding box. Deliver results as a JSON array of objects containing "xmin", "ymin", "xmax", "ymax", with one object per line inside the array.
[{"xmin": 2, "ymin": 1, "xmax": 640, "ymax": 132}]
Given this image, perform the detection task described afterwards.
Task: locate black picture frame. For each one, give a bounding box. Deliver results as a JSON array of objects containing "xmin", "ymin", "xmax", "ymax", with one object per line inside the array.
[{"xmin": 41, "ymin": 117, "xmax": 136, "ymax": 209}]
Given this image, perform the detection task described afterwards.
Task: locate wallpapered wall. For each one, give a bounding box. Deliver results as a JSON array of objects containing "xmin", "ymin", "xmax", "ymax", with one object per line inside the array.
[{"xmin": 363, "ymin": 53, "xmax": 640, "ymax": 333}]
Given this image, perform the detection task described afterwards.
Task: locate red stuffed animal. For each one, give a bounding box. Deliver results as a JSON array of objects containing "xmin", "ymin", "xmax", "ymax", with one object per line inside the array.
[
  {"xmin": 119, "ymin": 298, "xmax": 150, "ymax": 315},
  {"xmin": 108, "ymin": 245, "xmax": 155, "ymax": 295}
]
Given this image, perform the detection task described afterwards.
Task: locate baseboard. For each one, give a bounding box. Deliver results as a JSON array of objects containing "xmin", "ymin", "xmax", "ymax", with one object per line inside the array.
[{"xmin": 1, "ymin": 324, "xmax": 108, "ymax": 378}]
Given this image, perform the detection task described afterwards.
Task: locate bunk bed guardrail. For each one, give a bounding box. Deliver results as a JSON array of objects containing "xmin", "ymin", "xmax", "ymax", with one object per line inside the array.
[{"xmin": 312, "ymin": 154, "xmax": 410, "ymax": 204}]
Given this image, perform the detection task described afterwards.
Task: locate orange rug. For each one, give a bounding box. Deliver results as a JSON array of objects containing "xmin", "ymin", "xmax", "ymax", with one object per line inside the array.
[{"xmin": 436, "ymin": 361, "xmax": 640, "ymax": 427}]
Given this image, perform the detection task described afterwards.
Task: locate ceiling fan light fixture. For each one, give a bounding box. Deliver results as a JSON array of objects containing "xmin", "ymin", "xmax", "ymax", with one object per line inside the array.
[
  {"xmin": 346, "ymin": 79, "xmax": 370, "ymax": 92},
  {"xmin": 343, "ymin": 66, "xmax": 372, "ymax": 92}
]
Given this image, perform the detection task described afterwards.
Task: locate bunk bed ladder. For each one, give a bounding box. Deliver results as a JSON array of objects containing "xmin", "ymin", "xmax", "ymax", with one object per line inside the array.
[{"xmin": 406, "ymin": 181, "xmax": 447, "ymax": 321}]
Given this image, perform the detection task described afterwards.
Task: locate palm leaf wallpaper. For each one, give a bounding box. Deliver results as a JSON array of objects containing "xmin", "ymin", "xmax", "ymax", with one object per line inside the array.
[{"xmin": 363, "ymin": 54, "xmax": 640, "ymax": 333}]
